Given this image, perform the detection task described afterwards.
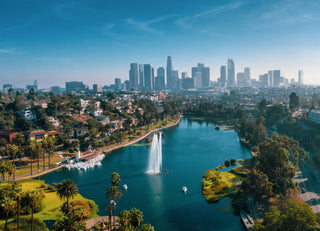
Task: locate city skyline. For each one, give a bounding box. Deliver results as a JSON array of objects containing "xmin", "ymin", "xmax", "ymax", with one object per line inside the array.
[{"xmin": 1, "ymin": 0, "xmax": 320, "ymax": 88}]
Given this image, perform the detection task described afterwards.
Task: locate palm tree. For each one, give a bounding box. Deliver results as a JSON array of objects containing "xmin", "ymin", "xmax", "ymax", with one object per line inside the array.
[
  {"xmin": 56, "ymin": 179, "xmax": 78, "ymax": 214},
  {"xmin": 1, "ymin": 196, "xmax": 14, "ymax": 231},
  {"xmin": 28, "ymin": 141, "xmax": 42, "ymax": 174},
  {"xmin": 106, "ymin": 186, "xmax": 122, "ymax": 228},
  {"xmin": 129, "ymin": 208, "xmax": 143, "ymax": 230},
  {"xmin": 7, "ymin": 163, "xmax": 16, "ymax": 181},
  {"xmin": 111, "ymin": 172, "xmax": 120, "ymax": 186},
  {"xmin": 0, "ymin": 146, "xmax": 6, "ymax": 160},
  {"xmin": 42, "ymin": 136, "xmax": 55, "ymax": 168},
  {"xmin": 11, "ymin": 183, "xmax": 23, "ymax": 231},
  {"xmin": 52, "ymin": 213, "xmax": 87, "ymax": 231},
  {"xmin": 0, "ymin": 161, "xmax": 8, "ymax": 181},
  {"xmin": 12, "ymin": 133, "xmax": 25, "ymax": 161},
  {"xmin": 29, "ymin": 190, "xmax": 39, "ymax": 231},
  {"xmin": 8, "ymin": 144, "xmax": 19, "ymax": 163},
  {"xmin": 106, "ymin": 203, "xmax": 114, "ymax": 231},
  {"xmin": 24, "ymin": 145, "xmax": 35, "ymax": 175},
  {"xmin": 15, "ymin": 191, "xmax": 22, "ymax": 231}
]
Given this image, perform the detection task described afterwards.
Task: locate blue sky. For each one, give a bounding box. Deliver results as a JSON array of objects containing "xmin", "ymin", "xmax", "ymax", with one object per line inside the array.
[{"xmin": 1, "ymin": 0, "xmax": 320, "ymax": 88}]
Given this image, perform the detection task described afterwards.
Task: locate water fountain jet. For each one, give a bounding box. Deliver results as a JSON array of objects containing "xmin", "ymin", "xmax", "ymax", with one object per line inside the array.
[{"xmin": 146, "ymin": 132, "xmax": 162, "ymax": 174}]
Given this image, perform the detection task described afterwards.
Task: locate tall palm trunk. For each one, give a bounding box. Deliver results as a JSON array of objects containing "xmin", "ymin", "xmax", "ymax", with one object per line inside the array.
[
  {"xmin": 43, "ymin": 151, "xmax": 45, "ymax": 171},
  {"xmin": 37, "ymin": 153, "xmax": 40, "ymax": 172},
  {"xmin": 108, "ymin": 209, "xmax": 112, "ymax": 231},
  {"xmin": 5, "ymin": 210, "xmax": 9, "ymax": 231}
]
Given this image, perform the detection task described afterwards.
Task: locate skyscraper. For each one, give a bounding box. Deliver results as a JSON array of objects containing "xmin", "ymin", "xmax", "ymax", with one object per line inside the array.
[
  {"xmin": 93, "ymin": 84, "xmax": 102, "ymax": 93},
  {"xmin": 129, "ymin": 63, "xmax": 139, "ymax": 89},
  {"xmin": 139, "ymin": 64, "xmax": 144, "ymax": 89},
  {"xmin": 115, "ymin": 78, "xmax": 122, "ymax": 90},
  {"xmin": 195, "ymin": 72, "xmax": 202, "ymax": 89},
  {"xmin": 166, "ymin": 56, "xmax": 173, "ymax": 88},
  {"xmin": 181, "ymin": 72, "xmax": 188, "ymax": 79},
  {"xmin": 259, "ymin": 74, "xmax": 269, "ymax": 88},
  {"xmin": 268, "ymin": 71, "xmax": 273, "ymax": 88},
  {"xmin": 152, "ymin": 68, "xmax": 155, "ymax": 90},
  {"xmin": 237, "ymin": 68, "xmax": 251, "ymax": 88},
  {"xmin": 172, "ymin": 70, "xmax": 179, "ymax": 88},
  {"xmin": 34, "ymin": 80, "xmax": 38, "ymax": 91},
  {"xmin": 202, "ymin": 67, "xmax": 210, "ymax": 88},
  {"xmin": 220, "ymin": 66, "xmax": 227, "ymax": 87},
  {"xmin": 156, "ymin": 67, "xmax": 165, "ymax": 90},
  {"xmin": 227, "ymin": 59, "xmax": 235, "ymax": 88},
  {"xmin": 144, "ymin": 64, "xmax": 153, "ymax": 91},
  {"xmin": 191, "ymin": 63, "xmax": 209, "ymax": 88},
  {"xmin": 273, "ymin": 70, "xmax": 281, "ymax": 87},
  {"xmin": 244, "ymin": 68, "xmax": 250, "ymax": 81},
  {"xmin": 298, "ymin": 70, "xmax": 303, "ymax": 85},
  {"xmin": 66, "ymin": 81, "xmax": 85, "ymax": 93}
]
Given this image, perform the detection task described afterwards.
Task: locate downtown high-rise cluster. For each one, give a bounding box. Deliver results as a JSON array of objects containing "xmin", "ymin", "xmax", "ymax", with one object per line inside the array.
[{"xmin": 125, "ymin": 56, "xmax": 304, "ymax": 91}]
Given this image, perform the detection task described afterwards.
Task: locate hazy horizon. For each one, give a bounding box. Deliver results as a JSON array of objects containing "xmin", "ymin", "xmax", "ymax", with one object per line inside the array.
[{"xmin": 1, "ymin": 0, "xmax": 320, "ymax": 89}]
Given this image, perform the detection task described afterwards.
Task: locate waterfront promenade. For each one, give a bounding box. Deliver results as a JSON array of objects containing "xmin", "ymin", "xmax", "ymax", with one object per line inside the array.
[{"xmin": 10, "ymin": 116, "xmax": 182, "ymax": 181}]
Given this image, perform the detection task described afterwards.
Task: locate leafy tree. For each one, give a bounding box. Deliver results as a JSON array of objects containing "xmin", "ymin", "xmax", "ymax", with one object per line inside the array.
[
  {"xmin": 56, "ymin": 180, "xmax": 78, "ymax": 214},
  {"xmin": 1, "ymin": 196, "xmax": 15, "ymax": 231},
  {"xmin": 52, "ymin": 213, "xmax": 87, "ymax": 231},
  {"xmin": 241, "ymin": 169, "xmax": 273, "ymax": 203},
  {"xmin": 29, "ymin": 190, "xmax": 40, "ymax": 231},
  {"xmin": 140, "ymin": 224, "xmax": 155, "ymax": 231},
  {"xmin": 129, "ymin": 208, "xmax": 143, "ymax": 230},
  {"xmin": 258, "ymin": 99, "xmax": 267, "ymax": 114},
  {"xmin": 289, "ymin": 92, "xmax": 300, "ymax": 111},
  {"xmin": 119, "ymin": 210, "xmax": 134, "ymax": 230},
  {"xmin": 111, "ymin": 172, "xmax": 121, "ymax": 186},
  {"xmin": 0, "ymin": 161, "xmax": 8, "ymax": 181},
  {"xmin": 12, "ymin": 133, "xmax": 26, "ymax": 161},
  {"xmin": 253, "ymin": 200, "xmax": 318, "ymax": 231}
]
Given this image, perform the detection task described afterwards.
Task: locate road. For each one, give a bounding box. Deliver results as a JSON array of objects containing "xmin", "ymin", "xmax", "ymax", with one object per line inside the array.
[{"xmin": 293, "ymin": 160, "xmax": 320, "ymax": 213}]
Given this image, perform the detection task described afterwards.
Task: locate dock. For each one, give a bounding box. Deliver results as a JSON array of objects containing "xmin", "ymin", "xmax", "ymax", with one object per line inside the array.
[{"xmin": 240, "ymin": 210, "xmax": 254, "ymax": 231}]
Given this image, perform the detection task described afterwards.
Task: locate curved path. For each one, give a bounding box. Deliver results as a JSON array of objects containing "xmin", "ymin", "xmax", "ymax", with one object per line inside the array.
[{"xmin": 11, "ymin": 116, "xmax": 182, "ymax": 181}]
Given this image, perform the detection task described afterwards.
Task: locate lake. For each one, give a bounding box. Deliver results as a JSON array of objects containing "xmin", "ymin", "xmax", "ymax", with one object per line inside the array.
[{"xmin": 39, "ymin": 118, "xmax": 251, "ymax": 230}]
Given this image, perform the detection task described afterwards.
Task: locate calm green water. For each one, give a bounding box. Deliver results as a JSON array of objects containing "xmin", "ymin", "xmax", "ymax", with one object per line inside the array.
[{"xmin": 40, "ymin": 119, "xmax": 251, "ymax": 230}]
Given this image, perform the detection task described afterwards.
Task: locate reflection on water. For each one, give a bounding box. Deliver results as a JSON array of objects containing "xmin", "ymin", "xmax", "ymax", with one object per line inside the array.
[{"xmin": 39, "ymin": 119, "xmax": 251, "ymax": 231}]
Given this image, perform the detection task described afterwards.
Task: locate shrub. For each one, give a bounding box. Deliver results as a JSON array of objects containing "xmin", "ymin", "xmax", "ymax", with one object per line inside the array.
[
  {"xmin": 20, "ymin": 191, "xmax": 45, "ymax": 215},
  {"xmin": 48, "ymin": 186, "xmax": 56, "ymax": 192},
  {"xmin": 230, "ymin": 159, "xmax": 237, "ymax": 166},
  {"xmin": 40, "ymin": 183, "xmax": 48, "ymax": 188},
  {"xmin": 69, "ymin": 148, "xmax": 75, "ymax": 153},
  {"xmin": 61, "ymin": 200, "xmax": 92, "ymax": 219},
  {"xmin": 224, "ymin": 160, "xmax": 230, "ymax": 167},
  {"xmin": 251, "ymin": 146, "xmax": 259, "ymax": 152}
]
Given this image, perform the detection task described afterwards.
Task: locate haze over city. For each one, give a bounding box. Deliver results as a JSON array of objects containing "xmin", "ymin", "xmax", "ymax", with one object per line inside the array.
[{"xmin": 1, "ymin": 0, "xmax": 320, "ymax": 88}]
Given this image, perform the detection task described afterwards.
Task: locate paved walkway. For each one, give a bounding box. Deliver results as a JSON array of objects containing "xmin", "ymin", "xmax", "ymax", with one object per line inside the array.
[
  {"xmin": 8, "ymin": 116, "xmax": 181, "ymax": 182},
  {"xmin": 85, "ymin": 216, "xmax": 118, "ymax": 230}
]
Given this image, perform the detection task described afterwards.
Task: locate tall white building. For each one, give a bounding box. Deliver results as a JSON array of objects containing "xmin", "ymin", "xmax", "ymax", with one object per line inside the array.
[
  {"xmin": 298, "ymin": 70, "xmax": 303, "ymax": 85},
  {"xmin": 227, "ymin": 59, "xmax": 235, "ymax": 88}
]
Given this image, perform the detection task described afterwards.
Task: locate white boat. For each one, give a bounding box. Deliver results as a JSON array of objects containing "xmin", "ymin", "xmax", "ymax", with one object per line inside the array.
[
  {"xmin": 123, "ymin": 184, "xmax": 128, "ymax": 190},
  {"xmin": 182, "ymin": 186, "xmax": 187, "ymax": 193}
]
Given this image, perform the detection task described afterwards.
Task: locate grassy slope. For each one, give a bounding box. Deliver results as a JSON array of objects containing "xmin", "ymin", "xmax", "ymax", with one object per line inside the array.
[
  {"xmin": 0, "ymin": 179, "xmax": 99, "ymax": 230},
  {"xmin": 202, "ymin": 169, "xmax": 243, "ymax": 203}
]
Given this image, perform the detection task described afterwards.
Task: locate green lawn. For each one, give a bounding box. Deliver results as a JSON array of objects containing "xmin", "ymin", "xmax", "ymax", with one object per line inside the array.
[
  {"xmin": 202, "ymin": 169, "xmax": 244, "ymax": 203},
  {"xmin": 0, "ymin": 179, "xmax": 99, "ymax": 230}
]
